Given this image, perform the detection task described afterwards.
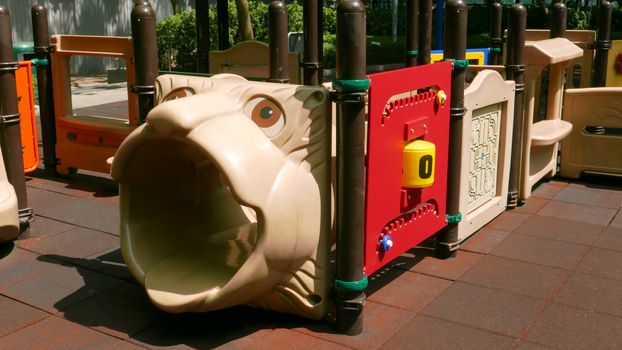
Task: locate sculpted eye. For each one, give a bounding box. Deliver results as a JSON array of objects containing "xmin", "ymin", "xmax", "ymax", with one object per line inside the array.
[
  {"xmin": 163, "ymin": 87, "xmax": 194, "ymax": 102},
  {"xmin": 244, "ymin": 97, "xmax": 285, "ymax": 137}
]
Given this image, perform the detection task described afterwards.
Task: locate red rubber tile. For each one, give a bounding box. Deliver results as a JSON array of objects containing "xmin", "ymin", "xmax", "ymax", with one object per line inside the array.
[
  {"xmin": 0, "ymin": 295, "xmax": 48, "ymax": 338},
  {"xmin": 554, "ymin": 272, "xmax": 622, "ymax": 317},
  {"xmin": 17, "ymin": 226, "xmax": 118, "ymax": 259},
  {"xmin": 407, "ymin": 249, "xmax": 483, "ymax": 281},
  {"xmin": 28, "ymin": 190, "xmax": 81, "ymax": 217},
  {"xmin": 513, "ymin": 215, "xmax": 604, "ymax": 245},
  {"xmin": 15, "ymin": 216, "xmax": 75, "ymax": 244},
  {"xmin": 531, "ymin": 181, "xmax": 567, "ymax": 199},
  {"xmin": 593, "ymin": 226, "xmax": 622, "ymax": 252},
  {"xmin": 525, "ymin": 303, "xmax": 622, "ymax": 350},
  {"xmin": 422, "ymin": 282, "xmax": 544, "ymax": 337},
  {"xmin": 491, "ymin": 233, "xmax": 588, "ymax": 270},
  {"xmin": 485, "ymin": 211, "xmax": 530, "ymax": 232},
  {"xmin": 0, "ymin": 248, "xmax": 57, "ymax": 288},
  {"xmin": 37, "ymin": 198, "xmax": 120, "ymax": 236},
  {"xmin": 514, "ymin": 341, "xmax": 556, "ymax": 350},
  {"xmin": 379, "ymin": 314, "xmax": 515, "ymax": 350},
  {"xmin": 553, "ymin": 186, "xmax": 622, "ymax": 209},
  {"xmin": 513, "ymin": 197, "xmax": 550, "ymax": 215},
  {"xmin": 460, "ymin": 228, "xmax": 510, "ymax": 254},
  {"xmin": 367, "ymin": 271, "xmax": 451, "ymax": 312},
  {"xmin": 537, "ymin": 200, "xmax": 617, "ymax": 226},
  {"xmin": 576, "ymin": 247, "xmax": 622, "ymax": 281},
  {"xmin": 458, "ymin": 255, "xmax": 567, "ymax": 299},
  {"xmin": 611, "ymin": 210, "xmax": 622, "ymax": 229},
  {"xmin": 251, "ymin": 329, "xmax": 350, "ymax": 350},
  {"xmin": 26, "ymin": 171, "xmax": 117, "ymax": 199}
]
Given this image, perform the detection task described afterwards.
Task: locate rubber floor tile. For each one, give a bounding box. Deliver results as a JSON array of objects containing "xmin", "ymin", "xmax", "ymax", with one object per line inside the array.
[
  {"xmin": 576, "ymin": 247, "xmax": 622, "ymax": 281},
  {"xmin": 553, "ymin": 186, "xmax": 622, "ymax": 209},
  {"xmin": 525, "ymin": 303, "xmax": 622, "ymax": 350},
  {"xmin": 513, "ymin": 341, "xmax": 557, "ymax": 350},
  {"xmin": 379, "ymin": 314, "xmax": 515, "ymax": 350},
  {"xmin": 17, "ymin": 226, "xmax": 118, "ymax": 259},
  {"xmin": 513, "ymin": 215, "xmax": 604, "ymax": 245},
  {"xmin": 611, "ymin": 210, "xmax": 622, "ymax": 228},
  {"xmin": 0, "ymin": 247, "xmax": 57, "ymax": 288},
  {"xmin": 530, "ymin": 181, "xmax": 566, "ymax": 199},
  {"xmin": 69, "ymin": 248, "xmax": 134, "ymax": 281},
  {"xmin": 37, "ymin": 198, "xmax": 120, "ymax": 235},
  {"xmin": 422, "ymin": 282, "xmax": 545, "ymax": 337},
  {"xmin": 250, "ymin": 329, "xmax": 350, "ymax": 350},
  {"xmin": 459, "ymin": 228, "xmax": 510, "ymax": 254},
  {"xmin": 513, "ymin": 197, "xmax": 550, "ymax": 215},
  {"xmin": 554, "ymin": 272, "xmax": 622, "ymax": 317},
  {"xmin": 407, "ymin": 249, "xmax": 483, "ymax": 280},
  {"xmin": 484, "ymin": 211, "xmax": 530, "ymax": 232},
  {"xmin": 15, "ymin": 216, "xmax": 75, "ymax": 244},
  {"xmin": 0, "ymin": 316, "xmax": 126, "ymax": 350},
  {"xmin": 537, "ymin": 200, "xmax": 617, "ymax": 226},
  {"xmin": 490, "ymin": 233, "xmax": 588, "ymax": 270},
  {"xmin": 458, "ymin": 255, "xmax": 567, "ymax": 299},
  {"xmin": 593, "ymin": 226, "xmax": 622, "ymax": 252},
  {"xmin": 0, "ymin": 295, "xmax": 48, "ymax": 338},
  {"xmin": 367, "ymin": 271, "xmax": 451, "ymax": 313},
  {"xmin": 27, "ymin": 190, "xmax": 81, "ymax": 217},
  {"xmin": 26, "ymin": 170, "xmax": 118, "ymax": 199}
]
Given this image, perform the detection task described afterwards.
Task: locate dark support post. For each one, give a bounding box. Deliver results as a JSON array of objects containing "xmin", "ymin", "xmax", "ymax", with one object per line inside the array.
[
  {"xmin": 406, "ymin": 0, "xmax": 419, "ymax": 67},
  {"xmin": 418, "ymin": 0, "xmax": 433, "ymax": 65},
  {"xmin": 592, "ymin": 0, "xmax": 612, "ymax": 87},
  {"xmin": 0, "ymin": 7, "xmax": 33, "ymax": 230},
  {"xmin": 489, "ymin": 0, "xmax": 503, "ymax": 65},
  {"xmin": 436, "ymin": 0, "xmax": 467, "ymax": 259},
  {"xmin": 31, "ymin": 4, "xmax": 56, "ymax": 176},
  {"xmin": 269, "ymin": 1, "xmax": 289, "ymax": 83},
  {"xmin": 317, "ymin": 0, "xmax": 324, "ymax": 84},
  {"xmin": 131, "ymin": 0, "xmax": 158, "ymax": 123},
  {"xmin": 217, "ymin": 0, "xmax": 230, "ymax": 50},
  {"xmin": 303, "ymin": 0, "xmax": 320, "ymax": 85},
  {"xmin": 550, "ymin": 1, "xmax": 566, "ymax": 38},
  {"xmin": 506, "ymin": 2, "xmax": 526, "ymax": 208},
  {"xmin": 196, "ymin": 0, "xmax": 210, "ymax": 73},
  {"xmin": 334, "ymin": 0, "xmax": 367, "ymax": 335}
]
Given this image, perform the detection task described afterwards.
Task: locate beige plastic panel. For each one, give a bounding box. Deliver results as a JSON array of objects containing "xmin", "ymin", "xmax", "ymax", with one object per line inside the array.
[
  {"xmin": 0, "ymin": 143, "xmax": 20, "ymax": 243},
  {"xmin": 560, "ymin": 88, "xmax": 622, "ymax": 178},
  {"xmin": 606, "ymin": 40, "xmax": 622, "ymax": 87},
  {"xmin": 209, "ymin": 41, "xmax": 301, "ymax": 84},
  {"xmin": 50, "ymin": 35, "xmax": 138, "ymax": 175},
  {"xmin": 524, "ymin": 38, "xmax": 583, "ymax": 66},
  {"xmin": 111, "ymin": 74, "xmax": 331, "ymax": 320},
  {"xmin": 456, "ymin": 70, "xmax": 515, "ymax": 242}
]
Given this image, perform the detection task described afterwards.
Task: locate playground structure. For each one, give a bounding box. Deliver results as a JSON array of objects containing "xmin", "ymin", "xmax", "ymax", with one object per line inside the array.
[{"xmin": 0, "ymin": 0, "xmax": 621, "ymax": 337}]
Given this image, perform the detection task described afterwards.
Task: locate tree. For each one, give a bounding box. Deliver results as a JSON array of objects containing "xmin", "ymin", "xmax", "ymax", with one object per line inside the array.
[
  {"xmin": 170, "ymin": 0, "xmax": 180, "ymax": 14},
  {"xmin": 235, "ymin": 0, "xmax": 254, "ymax": 40}
]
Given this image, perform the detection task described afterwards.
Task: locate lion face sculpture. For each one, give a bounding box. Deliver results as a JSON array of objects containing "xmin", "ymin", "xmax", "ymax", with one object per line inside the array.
[{"xmin": 111, "ymin": 74, "xmax": 331, "ymax": 319}]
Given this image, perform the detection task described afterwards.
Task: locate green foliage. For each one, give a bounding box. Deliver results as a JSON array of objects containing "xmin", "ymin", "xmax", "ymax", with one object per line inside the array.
[{"xmin": 156, "ymin": 10, "xmax": 197, "ymax": 71}]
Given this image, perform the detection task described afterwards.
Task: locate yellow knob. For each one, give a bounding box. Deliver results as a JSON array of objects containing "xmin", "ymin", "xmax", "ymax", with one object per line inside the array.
[{"xmin": 436, "ymin": 90, "xmax": 447, "ymax": 106}]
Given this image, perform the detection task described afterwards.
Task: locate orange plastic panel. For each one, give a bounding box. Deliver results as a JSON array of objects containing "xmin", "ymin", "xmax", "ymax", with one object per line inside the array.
[{"xmin": 15, "ymin": 61, "xmax": 40, "ymax": 173}]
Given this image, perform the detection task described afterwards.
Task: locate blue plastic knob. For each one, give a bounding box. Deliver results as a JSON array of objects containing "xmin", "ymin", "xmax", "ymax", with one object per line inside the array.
[{"xmin": 380, "ymin": 235, "xmax": 393, "ymax": 252}]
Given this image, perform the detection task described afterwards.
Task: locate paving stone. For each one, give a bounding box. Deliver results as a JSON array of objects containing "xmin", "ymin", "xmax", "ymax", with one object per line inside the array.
[
  {"xmin": 459, "ymin": 228, "xmax": 510, "ymax": 254},
  {"xmin": 458, "ymin": 255, "xmax": 567, "ymax": 299},
  {"xmin": 576, "ymin": 247, "xmax": 622, "ymax": 281},
  {"xmin": 15, "ymin": 216, "xmax": 75, "ymax": 244},
  {"xmin": 513, "ymin": 197, "xmax": 550, "ymax": 215},
  {"xmin": 525, "ymin": 303, "xmax": 622, "ymax": 350},
  {"xmin": 484, "ymin": 211, "xmax": 530, "ymax": 232},
  {"xmin": 17, "ymin": 226, "xmax": 118, "ymax": 259},
  {"xmin": 531, "ymin": 181, "xmax": 567, "ymax": 199},
  {"xmin": 491, "ymin": 233, "xmax": 588, "ymax": 270},
  {"xmin": 553, "ymin": 186, "xmax": 622, "ymax": 209},
  {"xmin": 379, "ymin": 314, "xmax": 515, "ymax": 350},
  {"xmin": 593, "ymin": 226, "xmax": 622, "ymax": 252},
  {"xmin": 250, "ymin": 329, "xmax": 350, "ymax": 350},
  {"xmin": 537, "ymin": 200, "xmax": 617, "ymax": 226},
  {"xmin": 0, "ymin": 316, "xmax": 128, "ymax": 350},
  {"xmin": 422, "ymin": 282, "xmax": 545, "ymax": 337},
  {"xmin": 367, "ymin": 270, "xmax": 451, "ymax": 313},
  {"xmin": 0, "ymin": 295, "xmax": 48, "ymax": 338},
  {"xmin": 0, "ymin": 264, "xmax": 123, "ymax": 313},
  {"xmin": 555, "ymin": 272, "xmax": 622, "ymax": 317},
  {"xmin": 0, "ymin": 247, "xmax": 57, "ymax": 288},
  {"xmin": 513, "ymin": 215, "xmax": 604, "ymax": 245}
]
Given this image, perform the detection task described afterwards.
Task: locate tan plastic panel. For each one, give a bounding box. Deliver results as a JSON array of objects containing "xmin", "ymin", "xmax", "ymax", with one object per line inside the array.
[
  {"xmin": 560, "ymin": 88, "xmax": 622, "ymax": 178},
  {"xmin": 209, "ymin": 41, "xmax": 301, "ymax": 83},
  {"xmin": 111, "ymin": 74, "xmax": 331, "ymax": 320},
  {"xmin": 524, "ymin": 38, "xmax": 584, "ymax": 66},
  {"xmin": 606, "ymin": 40, "xmax": 622, "ymax": 87},
  {"xmin": 456, "ymin": 70, "xmax": 515, "ymax": 242},
  {"xmin": 0, "ymin": 143, "xmax": 20, "ymax": 243},
  {"xmin": 50, "ymin": 35, "xmax": 138, "ymax": 175}
]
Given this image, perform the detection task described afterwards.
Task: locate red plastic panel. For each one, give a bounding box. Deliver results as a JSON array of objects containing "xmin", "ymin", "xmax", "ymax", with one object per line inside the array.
[{"xmin": 364, "ymin": 62, "xmax": 452, "ymax": 275}]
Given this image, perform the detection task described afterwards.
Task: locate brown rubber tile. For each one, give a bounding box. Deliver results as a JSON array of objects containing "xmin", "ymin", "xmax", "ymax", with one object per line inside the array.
[
  {"xmin": 68, "ymin": 248, "xmax": 134, "ymax": 281},
  {"xmin": 611, "ymin": 210, "xmax": 622, "ymax": 228},
  {"xmin": 407, "ymin": 249, "xmax": 483, "ymax": 281},
  {"xmin": 553, "ymin": 186, "xmax": 622, "ymax": 209},
  {"xmin": 576, "ymin": 247, "xmax": 622, "ymax": 281},
  {"xmin": 379, "ymin": 314, "xmax": 515, "ymax": 350},
  {"xmin": 491, "ymin": 233, "xmax": 588, "ymax": 270},
  {"xmin": 28, "ymin": 190, "xmax": 81, "ymax": 217},
  {"xmin": 15, "ymin": 216, "xmax": 75, "ymax": 244},
  {"xmin": 35, "ymin": 198, "xmax": 120, "ymax": 235},
  {"xmin": 554, "ymin": 272, "xmax": 622, "ymax": 317},
  {"xmin": 26, "ymin": 170, "xmax": 118, "ymax": 199},
  {"xmin": 537, "ymin": 200, "xmax": 617, "ymax": 226},
  {"xmin": 17, "ymin": 226, "xmax": 118, "ymax": 259},
  {"xmin": 530, "ymin": 181, "xmax": 567, "ymax": 199},
  {"xmin": 367, "ymin": 270, "xmax": 451, "ymax": 313},
  {"xmin": 513, "ymin": 197, "xmax": 550, "ymax": 215},
  {"xmin": 513, "ymin": 341, "xmax": 556, "ymax": 350},
  {"xmin": 0, "ymin": 247, "xmax": 57, "ymax": 288},
  {"xmin": 485, "ymin": 211, "xmax": 530, "ymax": 232},
  {"xmin": 0, "ymin": 264, "xmax": 122, "ymax": 313},
  {"xmin": 60, "ymin": 281, "xmax": 164, "ymax": 339},
  {"xmin": 513, "ymin": 215, "xmax": 604, "ymax": 245},
  {"xmin": 525, "ymin": 303, "xmax": 622, "ymax": 350},
  {"xmin": 250, "ymin": 329, "xmax": 350, "ymax": 350},
  {"xmin": 593, "ymin": 226, "xmax": 622, "ymax": 252},
  {"xmin": 0, "ymin": 295, "xmax": 48, "ymax": 338},
  {"xmin": 422, "ymin": 282, "xmax": 545, "ymax": 337},
  {"xmin": 460, "ymin": 228, "xmax": 510, "ymax": 254},
  {"xmin": 458, "ymin": 255, "xmax": 567, "ymax": 299}
]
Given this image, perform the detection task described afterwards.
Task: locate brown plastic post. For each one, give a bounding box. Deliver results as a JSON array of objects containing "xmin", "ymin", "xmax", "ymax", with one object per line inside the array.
[
  {"xmin": 406, "ymin": 0, "xmax": 419, "ymax": 67},
  {"xmin": 217, "ymin": 0, "xmax": 230, "ymax": 50},
  {"xmin": 131, "ymin": 0, "xmax": 158, "ymax": 123},
  {"xmin": 31, "ymin": 4, "xmax": 57, "ymax": 176},
  {"xmin": 592, "ymin": 0, "xmax": 612, "ymax": 87},
  {"xmin": 0, "ymin": 6, "xmax": 32, "ymax": 230},
  {"xmin": 489, "ymin": 0, "xmax": 503, "ymax": 65},
  {"xmin": 436, "ymin": 0, "xmax": 467, "ymax": 259},
  {"xmin": 334, "ymin": 0, "xmax": 366, "ymax": 336},
  {"xmin": 317, "ymin": 0, "xmax": 324, "ymax": 84},
  {"xmin": 505, "ymin": 2, "xmax": 526, "ymax": 208},
  {"xmin": 303, "ymin": 0, "xmax": 320, "ymax": 85},
  {"xmin": 418, "ymin": 0, "xmax": 432, "ymax": 65},
  {"xmin": 269, "ymin": 1, "xmax": 289, "ymax": 83},
  {"xmin": 550, "ymin": 2, "xmax": 567, "ymax": 38},
  {"xmin": 196, "ymin": 0, "xmax": 210, "ymax": 73}
]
